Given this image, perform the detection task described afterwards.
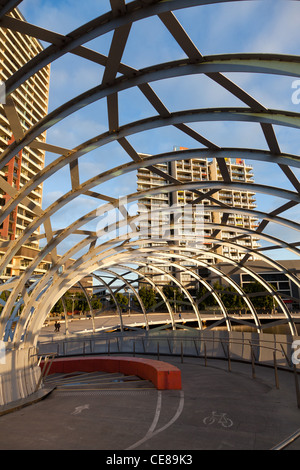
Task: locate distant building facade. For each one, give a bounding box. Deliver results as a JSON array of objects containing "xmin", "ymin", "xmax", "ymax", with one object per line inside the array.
[
  {"xmin": 137, "ymin": 148, "xmax": 259, "ymax": 288},
  {"xmin": 0, "ymin": 8, "xmax": 51, "ymax": 280}
]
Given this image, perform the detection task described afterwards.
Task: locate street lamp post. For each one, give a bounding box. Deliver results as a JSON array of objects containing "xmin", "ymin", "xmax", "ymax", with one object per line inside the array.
[
  {"xmin": 124, "ymin": 286, "xmax": 130, "ymax": 317},
  {"xmin": 128, "ymin": 290, "xmax": 131, "ymax": 317},
  {"xmin": 174, "ymin": 289, "xmax": 176, "ymax": 315}
]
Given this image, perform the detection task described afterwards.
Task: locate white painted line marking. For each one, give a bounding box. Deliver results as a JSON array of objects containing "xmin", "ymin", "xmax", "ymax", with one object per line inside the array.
[
  {"xmin": 127, "ymin": 391, "xmax": 184, "ymax": 450},
  {"xmin": 71, "ymin": 404, "xmax": 90, "ymax": 415}
]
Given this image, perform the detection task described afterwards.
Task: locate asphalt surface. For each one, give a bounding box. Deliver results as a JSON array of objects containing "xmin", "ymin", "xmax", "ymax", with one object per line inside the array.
[{"xmin": 0, "ymin": 354, "xmax": 299, "ymax": 451}]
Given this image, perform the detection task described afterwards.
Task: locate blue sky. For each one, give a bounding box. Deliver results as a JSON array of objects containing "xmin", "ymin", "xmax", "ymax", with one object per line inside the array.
[{"xmin": 17, "ymin": 0, "xmax": 300, "ymax": 260}]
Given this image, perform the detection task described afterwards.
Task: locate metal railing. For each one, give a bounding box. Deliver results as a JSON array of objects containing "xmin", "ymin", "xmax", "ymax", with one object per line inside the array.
[
  {"xmin": 35, "ymin": 353, "xmax": 57, "ymax": 392},
  {"xmin": 37, "ymin": 329, "xmax": 300, "ymax": 408},
  {"xmin": 272, "ymin": 428, "xmax": 300, "ymax": 450}
]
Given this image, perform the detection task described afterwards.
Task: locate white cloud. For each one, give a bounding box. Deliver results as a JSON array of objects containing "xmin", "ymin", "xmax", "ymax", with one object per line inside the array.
[
  {"xmin": 42, "ymin": 189, "xmax": 64, "ymax": 208},
  {"xmin": 249, "ymin": 1, "xmax": 300, "ymax": 55}
]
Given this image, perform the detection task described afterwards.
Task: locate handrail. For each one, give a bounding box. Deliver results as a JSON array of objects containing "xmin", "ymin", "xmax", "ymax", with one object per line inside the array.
[
  {"xmin": 37, "ymin": 332, "xmax": 300, "ymax": 408},
  {"xmin": 35, "ymin": 353, "xmax": 57, "ymax": 392},
  {"xmin": 271, "ymin": 428, "xmax": 300, "ymax": 450},
  {"xmin": 38, "ymin": 332, "xmax": 295, "ymax": 366}
]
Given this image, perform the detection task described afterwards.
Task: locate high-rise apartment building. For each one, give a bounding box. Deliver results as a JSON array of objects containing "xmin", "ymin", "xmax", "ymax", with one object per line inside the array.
[
  {"xmin": 208, "ymin": 157, "xmax": 260, "ymax": 260},
  {"xmin": 0, "ymin": 8, "xmax": 51, "ymax": 279},
  {"xmin": 137, "ymin": 149, "xmax": 260, "ymax": 287}
]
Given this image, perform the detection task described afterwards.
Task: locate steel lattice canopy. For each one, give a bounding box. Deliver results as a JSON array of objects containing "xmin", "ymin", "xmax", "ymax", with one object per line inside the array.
[{"xmin": 0, "ymin": 0, "xmax": 300, "ymax": 347}]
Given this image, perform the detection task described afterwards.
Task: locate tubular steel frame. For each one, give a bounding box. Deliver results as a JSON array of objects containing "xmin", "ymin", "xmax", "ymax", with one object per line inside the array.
[{"xmin": 0, "ymin": 0, "xmax": 300, "ymax": 353}]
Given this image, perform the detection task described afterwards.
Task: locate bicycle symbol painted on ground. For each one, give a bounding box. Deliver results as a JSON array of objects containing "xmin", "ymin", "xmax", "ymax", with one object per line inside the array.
[{"xmin": 203, "ymin": 411, "xmax": 233, "ymax": 428}]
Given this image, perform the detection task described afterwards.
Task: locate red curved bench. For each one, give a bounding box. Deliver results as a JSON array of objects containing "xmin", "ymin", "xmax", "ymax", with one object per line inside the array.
[{"xmin": 40, "ymin": 356, "xmax": 182, "ymax": 390}]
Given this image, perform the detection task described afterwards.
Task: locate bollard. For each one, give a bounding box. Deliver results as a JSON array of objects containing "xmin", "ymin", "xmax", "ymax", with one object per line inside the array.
[
  {"xmin": 227, "ymin": 344, "xmax": 231, "ymax": 372},
  {"xmin": 251, "ymin": 346, "xmax": 255, "ymax": 379},
  {"xmin": 273, "ymin": 351, "xmax": 279, "ymax": 389},
  {"xmin": 193, "ymin": 339, "xmax": 198, "ymax": 356}
]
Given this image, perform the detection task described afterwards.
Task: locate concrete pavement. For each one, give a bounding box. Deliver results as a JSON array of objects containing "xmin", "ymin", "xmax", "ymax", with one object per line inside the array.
[
  {"xmin": 38, "ymin": 312, "xmax": 189, "ymax": 339},
  {"xmin": 0, "ymin": 354, "xmax": 299, "ymax": 450}
]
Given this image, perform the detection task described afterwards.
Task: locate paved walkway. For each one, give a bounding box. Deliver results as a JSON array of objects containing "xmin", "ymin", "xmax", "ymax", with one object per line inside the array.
[
  {"xmin": 0, "ymin": 354, "xmax": 299, "ymax": 451},
  {"xmin": 39, "ymin": 313, "xmax": 191, "ymax": 339}
]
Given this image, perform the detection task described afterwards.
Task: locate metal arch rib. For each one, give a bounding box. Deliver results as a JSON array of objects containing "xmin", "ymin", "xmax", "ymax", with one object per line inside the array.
[
  {"xmin": 3, "ymin": 0, "xmax": 274, "ymax": 97},
  {"xmin": 1, "ymin": 106, "xmax": 299, "ymax": 213},
  {"xmin": 2, "ymin": 48, "xmax": 300, "ymax": 169},
  {"xmin": 115, "ymin": 258, "xmax": 232, "ymax": 331},
  {"xmin": 128, "ymin": 243, "xmax": 296, "ymax": 335},
  {"xmin": 25, "ymin": 202, "xmax": 300, "ymax": 251},
  {"xmin": 206, "ymin": 236, "xmax": 300, "ymax": 289},
  {"xmin": 92, "ymin": 273, "xmax": 125, "ymax": 333},
  {"xmin": 146, "ymin": 257, "xmax": 233, "ymax": 331},
  {"xmin": 0, "ymin": 1, "xmax": 22, "ymax": 18},
  {"xmin": 116, "ymin": 240, "xmax": 296, "ymax": 333},
  {"xmin": 111, "ymin": 265, "xmax": 176, "ymax": 329},
  {"xmin": 1, "ymin": 146, "xmax": 300, "ymax": 240},
  {"xmin": 22, "ymin": 245, "xmax": 252, "ymax": 338},
  {"xmin": 18, "ymin": 225, "xmax": 300, "ymax": 339},
  {"xmin": 13, "ymin": 233, "xmax": 172, "ymax": 341},
  {"xmin": 137, "ymin": 251, "xmax": 261, "ymax": 332},
  {"xmin": 21, "ymin": 246, "xmax": 204, "ymax": 343},
  {"xmin": 3, "ymin": 9, "xmax": 300, "ymax": 77},
  {"xmin": 20, "ymin": 244, "xmax": 132, "ymax": 345},
  {"xmin": 23, "ymin": 237, "xmax": 256, "ymax": 334},
  {"xmin": 2, "ymin": 177, "xmax": 300, "ymax": 287},
  {"xmin": 5, "ymin": 224, "xmax": 280, "ymax": 341},
  {"xmin": 20, "ymin": 250, "xmax": 156, "ymax": 346},
  {"xmin": 14, "ymin": 231, "xmax": 299, "ymax": 344},
  {"xmin": 2, "ymin": 177, "xmax": 300, "ymax": 312},
  {"xmin": 77, "ymin": 281, "xmax": 96, "ymax": 334},
  {"xmin": 0, "ymin": 1, "xmax": 299, "ymax": 340},
  {"xmin": 3, "ymin": 147, "xmax": 300, "ymax": 235},
  {"xmin": 100, "ymin": 268, "xmax": 149, "ymax": 330},
  {"xmin": 5, "ymin": 223, "xmax": 136, "ymax": 342},
  {"xmin": 5, "ymin": 210, "xmax": 142, "ymax": 342},
  {"xmin": 122, "ymin": 260, "xmax": 204, "ymax": 330}
]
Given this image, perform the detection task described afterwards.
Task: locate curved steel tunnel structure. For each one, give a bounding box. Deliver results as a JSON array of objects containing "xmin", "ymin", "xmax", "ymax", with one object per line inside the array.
[{"xmin": 0, "ymin": 0, "xmax": 300, "ymax": 404}]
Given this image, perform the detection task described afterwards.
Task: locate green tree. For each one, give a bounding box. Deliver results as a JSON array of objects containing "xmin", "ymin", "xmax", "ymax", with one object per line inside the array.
[
  {"xmin": 196, "ymin": 284, "xmax": 216, "ymax": 309},
  {"xmin": 138, "ymin": 286, "xmax": 156, "ymax": 311},
  {"xmin": 162, "ymin": 284, "xmax": 184, "ymax": 309},
  {"xmin": 91, "ymin": 295, "xmax": 102, "ymax": 311},
  {"xmin": 51, "ymin": 298, "xmax": 64, "ymax": 314},
  {"xmin": 243, "ymin": 281, "xmax": 276, "ymax": 310},
  {"xmin": 197, "ymin": 282, "xmax": 244, "ymax": 310},
  {"xmin": 112, "ymin": 292, "xmax": 128, "ymax": 308},
  {"xmin": 214, "ymin": 282, "xmax": 240, "ymax": 310},
  {"xmin": 51, "ymin": 292, "xmax": 95, "ymax": 315},
  {"xmin": 196, "ymin": 281, "xmax": 277, "ymax": 312}
]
